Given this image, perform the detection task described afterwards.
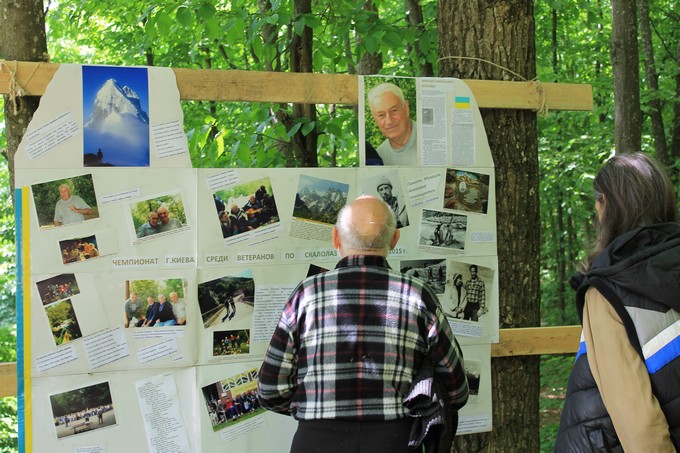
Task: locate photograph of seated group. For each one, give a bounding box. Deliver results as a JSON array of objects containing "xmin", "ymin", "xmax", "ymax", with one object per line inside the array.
[{"xmin": 15, "ymin": 65, "xmax": 498, "ymax": 452}]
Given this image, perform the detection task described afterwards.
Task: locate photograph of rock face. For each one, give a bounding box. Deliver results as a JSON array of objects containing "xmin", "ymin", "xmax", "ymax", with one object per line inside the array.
[{"xmin": 82, "ymin": 65, "xmax": 150, "ymax": 167}]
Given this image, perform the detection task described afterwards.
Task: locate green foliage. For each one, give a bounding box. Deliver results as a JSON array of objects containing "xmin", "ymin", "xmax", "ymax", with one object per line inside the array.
[{"xmin": 540, "ymin": 355, "xmax": 573, "ymax": 452}]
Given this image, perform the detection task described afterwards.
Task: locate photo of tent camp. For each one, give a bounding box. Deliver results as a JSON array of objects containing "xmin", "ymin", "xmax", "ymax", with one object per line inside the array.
[
  {"xmin": 50, "ymin": 381, "xmax": 117, "ymax": 438},
  {"xmin": 44, "ymin": 299, "xmax": 83, "ymax": 346},
  {"xmin": 36, "ymin": 273, "xmax": 81, "ymax": 306},
  {"xmin": 443, "ymin": 168, "xmax": 490, "ymax": 214},
  {"xmin": 31, "ymin": 173, "xmax": 100, "ymax": 230},
  {"xmin": 198, "ymin": 273, "xmax": 255, "ymax": 328},
  {"xmin": 201, "ymin": 368, "xmax": 264, "ymax": 432}
]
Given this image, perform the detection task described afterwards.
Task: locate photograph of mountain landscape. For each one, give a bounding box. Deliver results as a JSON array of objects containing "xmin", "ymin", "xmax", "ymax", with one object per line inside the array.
[{"xmin": 82, "ymin": 65, "xmax": 150, "ymax": 167}]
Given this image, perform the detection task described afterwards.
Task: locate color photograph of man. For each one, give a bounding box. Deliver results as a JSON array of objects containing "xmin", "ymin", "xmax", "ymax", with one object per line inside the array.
[
  {"xmin": 31, "ymin": 174, "xmax": 100, "ymax": 229},
  {"xmin": 366, "ymin": 81, "xmax": 418, "ymax": 167}
]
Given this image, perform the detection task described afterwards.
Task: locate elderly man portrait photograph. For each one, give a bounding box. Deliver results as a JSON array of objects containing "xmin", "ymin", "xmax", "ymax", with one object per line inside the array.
[
  {"xmin": 366, "ymin": 80, "xmax": 418, "ymax": 167},
  {"xmin": 258, "ymin": 195, "xmax": 468, "ymax": 453},
  {"xmin": 31, "ymin": 174, "xmax": 99, "ymax": 229}
]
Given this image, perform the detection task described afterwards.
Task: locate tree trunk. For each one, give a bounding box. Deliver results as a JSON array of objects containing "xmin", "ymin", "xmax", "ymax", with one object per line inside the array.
[
  {"xmin": 290, "ymin": 0, "xmax": 318, "ymax": 167},
  {"xmin": 610, "ymin": 0, "xmax": 642, "ymax": 154},
  {"xmin": 637, "ymin": 0, "xmax": 668, "ymax": 165},
  {"xmin": 669, "ymin": 44, "xmax": 680, "ymax": 182},
  {"xmin": 356, "ymin": 0, "xmax": 383, "ymax": 75},
  {"xmin": 438, "ymin": 1, "xmax": 539, "ymax": 451},
  {"xmin": 0, "ymin": 0, "xmax": 48, "ymax": 202},
  {"xmin": 405, "ymin": 0, "xmax": 434, "ymax": 77}
]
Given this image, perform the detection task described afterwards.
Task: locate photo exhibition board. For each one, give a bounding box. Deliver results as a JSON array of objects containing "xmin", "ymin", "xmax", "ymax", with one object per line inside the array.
[{"xmin": 15, "ymin": 65, "xmax": 498, "ymax": 452}]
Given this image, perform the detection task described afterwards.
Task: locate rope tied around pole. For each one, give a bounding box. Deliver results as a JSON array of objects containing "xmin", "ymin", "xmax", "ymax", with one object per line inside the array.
[
  {"xmin": 1, "ymin": 60, "xmax": 41, "ymax": 115},
  {"xmin": 437, "ymin": 56, "xmax": 549, "ymax": 116}
]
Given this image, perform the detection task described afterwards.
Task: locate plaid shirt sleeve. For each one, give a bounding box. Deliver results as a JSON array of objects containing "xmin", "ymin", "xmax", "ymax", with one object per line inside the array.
[
  {"xmin": 257, "ymin": 289, "xmax": 300, "ymax": 415},
  {"xmin": 423, "ymin": 285, "xmax": 470, "ymax": 411}
]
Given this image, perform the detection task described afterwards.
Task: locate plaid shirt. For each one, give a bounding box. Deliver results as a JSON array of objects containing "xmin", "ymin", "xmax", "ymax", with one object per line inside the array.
[{"xmin": 258, "ymin": 255, "xmax": 468, "ymax": 421}]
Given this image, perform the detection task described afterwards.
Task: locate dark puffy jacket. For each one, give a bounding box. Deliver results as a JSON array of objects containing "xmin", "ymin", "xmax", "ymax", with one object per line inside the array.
[{"xmin": 555, "ymin": 223, "xmax": 680, "ymax": 452}]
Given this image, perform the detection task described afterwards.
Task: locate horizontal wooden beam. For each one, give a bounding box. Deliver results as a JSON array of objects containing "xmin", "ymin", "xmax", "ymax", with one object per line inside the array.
[
  {"xmin": 490, "ymin": 325, "xmax": 580, "ymax": 358},
  {"xmin": 0, "ymin": 326, "xmax": 580, "ymax": 397},
  {"xmin": 1, "ymin": 61, "xmax": 593, "ymax": 111}
]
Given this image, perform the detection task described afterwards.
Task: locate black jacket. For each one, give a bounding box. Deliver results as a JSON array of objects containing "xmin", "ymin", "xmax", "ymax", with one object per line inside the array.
[{"xmin": 555, "ymin": 223, "xmax": 680, "ymax": 452}]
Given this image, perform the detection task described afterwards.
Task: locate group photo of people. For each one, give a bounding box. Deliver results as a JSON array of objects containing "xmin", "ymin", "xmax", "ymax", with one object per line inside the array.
[
  {"xmin": 58, "ymin": 235, "xmax": 100, "ymax": 264},
  {"xmin": 201, "ymin": 370, "xmax": 263, "ymax": 431},
  {"xmin": 419, "ymin": 209, "xmax": 467, "ymax": 250},
  {"xmin": 49, "ymin": 381, "xmax": 116, "ymax": 438},
  {"xmin": 36, "ymin": 273, "xmax": 81, "ymax": 306},
  {"xmin": 123, "ymin": 279, "xmax": 188, "ymax": 328},
  {"xmin": 131, "ymin": 193, "xmax": 188, "ymax": 239},
  {"xmin": 31, "ymin": 174, "xmax": 100, "ymax": 229},
  {"xmin": 213, "ymin": 177, "xmax": 280, "ymax": 239},
  {"xmin": 212, "ymin": 329, "xmax": 250, "ymax": 356}
]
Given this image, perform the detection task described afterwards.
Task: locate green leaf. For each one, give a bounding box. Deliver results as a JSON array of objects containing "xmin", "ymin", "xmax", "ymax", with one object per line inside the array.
[
  {"xmin": 155, "ymin": 11, "xmax": 172, "ymax": 35},
  {"xmin": 205, "ymin": 17, "xmax": 221, "ymax": 39},
  {"xmin": 176, "ymin": 7, "xmax": 193, "ymax": 27},
  {"xmin": 301, "ymin": 121, "xmax": 316, "ymax": 136},
  {"xmin": 198, "ymin": 3, "xmax": 217, "ymax": 20},
  {"xmin": 287, "ymin": 123, "xmax": 302, "ymax": 138}
]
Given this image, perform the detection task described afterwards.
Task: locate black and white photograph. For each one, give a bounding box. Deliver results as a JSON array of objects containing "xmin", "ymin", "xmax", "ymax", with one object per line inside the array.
[
  {"xmin": 418, "ymin": 209, "xmax": 467, "ymax": 251},
  {"xmin": 445, "ymin": 261, "xmax": 493, "ymax": 322},
  {"xmin": 361, "ymin": 171, "xmax": 410, "ymax": 228},
  {"xmin": 400, "ymin": 258, "xmax": 446, "ymax": 294}
]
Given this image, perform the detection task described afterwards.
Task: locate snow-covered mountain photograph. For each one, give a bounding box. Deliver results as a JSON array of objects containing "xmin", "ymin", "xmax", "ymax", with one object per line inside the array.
[{"xmin": 82, "ymin": 65, "xmax": 150, "ymax": 167}]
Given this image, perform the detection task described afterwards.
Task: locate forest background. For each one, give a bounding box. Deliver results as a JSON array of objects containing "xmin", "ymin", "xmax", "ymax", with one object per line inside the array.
[{"xmin": 0, "ymin": 0, "xmax": 678, "ymax": 452}]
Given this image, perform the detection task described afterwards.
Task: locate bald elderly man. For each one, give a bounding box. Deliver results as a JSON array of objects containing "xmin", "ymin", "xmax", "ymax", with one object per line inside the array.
[{"xmin": 258, "ymin": 195, "xmax": 468, "ymax": 453}]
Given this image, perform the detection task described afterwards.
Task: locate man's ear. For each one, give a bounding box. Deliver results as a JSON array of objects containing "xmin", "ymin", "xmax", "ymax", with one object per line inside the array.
[
  {"xmin": 332, "ymin": 226, "xmax": 341, "ymax": 250},
  {"xmin": 389, "ymin": 228, "xmax": 400, "ymax": 250}
]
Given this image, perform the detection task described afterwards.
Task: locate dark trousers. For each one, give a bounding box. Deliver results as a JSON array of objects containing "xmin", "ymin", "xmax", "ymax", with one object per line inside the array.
[{"xmin": 290, "ymin": 418, "xmax": 415, "ymax": 453}]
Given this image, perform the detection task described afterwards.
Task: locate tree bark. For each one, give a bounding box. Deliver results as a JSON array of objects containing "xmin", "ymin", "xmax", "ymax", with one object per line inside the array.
[
  {"xmin": 438, "ymin": 1, "xmax": 540, "ymax": 451},
  {"xmin": 356, "ymin": 0, "xmax": 383, "ymax": 75},
  {"xmin": 0, "ymin": 0, "xmax": 48, "ymax": 201},
  {"xmin": 637, "ymin": 0, "xmax": 668, "ymax": 164},
  {"xmin": 610, "ymin": 0, "xmax": 642, "ymax": 154},
  {"xmin": 290, "ymin": 0, "xmax": 318, "ymax": 167}
]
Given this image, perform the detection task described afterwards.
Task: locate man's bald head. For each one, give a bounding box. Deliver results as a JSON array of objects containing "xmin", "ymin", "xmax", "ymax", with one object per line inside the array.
[{"xmin": 333, "ymin": 195, "xmax": 399, "ymax": 257}]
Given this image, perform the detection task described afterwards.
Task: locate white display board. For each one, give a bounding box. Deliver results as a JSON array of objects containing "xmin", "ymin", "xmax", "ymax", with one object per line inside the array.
[{"xmin": 16, "ymin": 66, "xmax": 497, "ymax": 452}]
